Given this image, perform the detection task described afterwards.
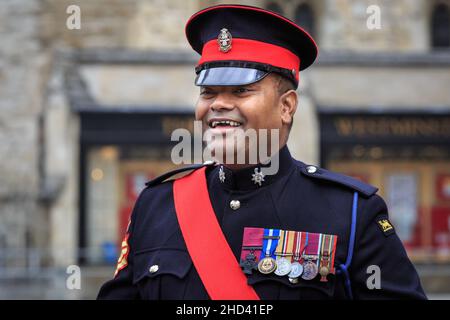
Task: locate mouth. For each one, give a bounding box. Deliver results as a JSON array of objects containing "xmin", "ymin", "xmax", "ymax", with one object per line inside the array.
[{"xmin": 208, "ymin": 118, "xmax": 243, "ymax": 129}]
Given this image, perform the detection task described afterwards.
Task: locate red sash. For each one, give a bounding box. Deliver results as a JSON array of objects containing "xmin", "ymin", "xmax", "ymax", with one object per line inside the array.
[{"xmin": 173, "ymin": 167, "xmax": 260, "ymax": 300}]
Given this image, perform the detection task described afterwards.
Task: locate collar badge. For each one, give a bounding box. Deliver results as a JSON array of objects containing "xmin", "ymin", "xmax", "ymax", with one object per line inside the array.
[
  {"xmin": 219, "ymin": 166, "xmax": 226, "ymax": 183},
  {"xmin": 251, "ymin": 168, "xmax": 265, "ymax": 187}
]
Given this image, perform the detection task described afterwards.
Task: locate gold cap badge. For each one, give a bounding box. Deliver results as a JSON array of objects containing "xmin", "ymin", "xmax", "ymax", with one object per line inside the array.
[{"xmin": 218, "ymin": 28, "xmax": 232, "ymax": 53}]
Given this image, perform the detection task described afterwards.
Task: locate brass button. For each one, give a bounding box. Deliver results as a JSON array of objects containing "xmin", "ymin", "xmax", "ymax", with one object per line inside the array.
[
  {"xmin": 230, "ymin": 200, "xmax": 241, "ymax": 210},
  {"xmin": 306, "ymin": 165, "xmax": 317, "ymax": 174},
  {"xmin": 149, "ymin": 265, "xmax": 159, "ymax": 273}
]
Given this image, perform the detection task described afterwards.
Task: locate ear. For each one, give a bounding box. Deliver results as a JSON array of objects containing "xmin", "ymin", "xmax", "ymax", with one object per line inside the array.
[{"xmin": 279, "ymin": 89, "xmax": 298, "ymax": 126}]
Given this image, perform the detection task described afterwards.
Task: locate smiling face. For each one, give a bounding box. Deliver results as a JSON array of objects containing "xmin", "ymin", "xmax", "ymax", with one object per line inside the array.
[{"xmin": 195, "ymin": 73, "xmax": 298, "ymax": 168}]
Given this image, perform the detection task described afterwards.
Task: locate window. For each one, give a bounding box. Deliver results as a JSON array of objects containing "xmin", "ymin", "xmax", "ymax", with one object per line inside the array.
[
  {"xmin": 295, "ymin": 3, "xmax": 315, "ymax": 37},
  {"xmin": 431, "ymin": 3, "xmax": 450, "ymax": 48}
]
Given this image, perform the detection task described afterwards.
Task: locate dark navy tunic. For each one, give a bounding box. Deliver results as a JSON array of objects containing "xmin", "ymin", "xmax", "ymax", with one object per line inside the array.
[{"xmin": 98, "ymin": 146, "xmax": 426, "ymax": 300}]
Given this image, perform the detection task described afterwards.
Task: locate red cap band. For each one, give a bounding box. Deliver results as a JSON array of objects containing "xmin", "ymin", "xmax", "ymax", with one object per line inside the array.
[{"xmin": 198, "ymin": 38, "xmax": 300, "ymax": 82}]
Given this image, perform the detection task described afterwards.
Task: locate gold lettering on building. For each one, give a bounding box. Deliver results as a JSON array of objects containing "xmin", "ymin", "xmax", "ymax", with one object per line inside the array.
[{"xmin": 334, "ymin": 117, "xmax": 450, "ymax": 138}]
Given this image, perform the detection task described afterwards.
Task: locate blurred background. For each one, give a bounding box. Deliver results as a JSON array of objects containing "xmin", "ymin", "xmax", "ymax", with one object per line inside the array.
[{"xmin": 0, "ymin": 0, "xmax": 449, "ymax": 299}]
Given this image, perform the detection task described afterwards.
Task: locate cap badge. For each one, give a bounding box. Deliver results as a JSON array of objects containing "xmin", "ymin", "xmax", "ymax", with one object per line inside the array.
[{"xmin": 218, "ymin": 28, "xmax": 232, "ymax": 53}]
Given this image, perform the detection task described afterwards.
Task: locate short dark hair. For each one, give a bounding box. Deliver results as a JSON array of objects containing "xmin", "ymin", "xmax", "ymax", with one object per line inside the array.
[
  {"xmin": 271, "ymin": 73, "xmax": 295, "ymax": 132},
  {"xmin": 273, "ymin": 73, "xmax": 296, "ymax": 97}
]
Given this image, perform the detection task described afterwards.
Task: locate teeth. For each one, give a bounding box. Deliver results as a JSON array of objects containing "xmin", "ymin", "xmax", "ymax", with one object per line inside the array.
[{"xmin": 210, "ymin": 120, "xmax": 241, "ymax": 128}]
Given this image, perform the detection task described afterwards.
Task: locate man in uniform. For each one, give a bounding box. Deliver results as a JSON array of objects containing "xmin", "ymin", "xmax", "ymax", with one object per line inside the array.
[{"xmin": 98, "ymin": 4, "xmax": 426, "ymax": 300}]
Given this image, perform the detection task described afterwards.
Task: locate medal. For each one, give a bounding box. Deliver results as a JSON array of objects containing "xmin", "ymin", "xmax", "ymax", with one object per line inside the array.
[
  {"xmin": 258, "ymin": 228, "xmax": 280, "ymax": 274},
  {"xmin": 319, "ymin": 234, "xmax": 329, "ymax": 282},
  {"xmin": 301, "ymin": 232, "xmax": 321, "ymax": 281},
  {"xmin": 301, "ymin": 260, "xmax": 319, "ymax": 280},
  {"xmin": 240, "ymin": 250, "xmax": 258, "ymax": 275},
  {"xmin": 288, "ymin": 261, "xmax": 303, "ymax": 278},
  {"xmin": 241, "ymin": 227, "xmax": 339, "ymax": 281},
  {"xmin": 274, "ymin": 230, "xmax": 293, "ymax": 276},
  {"xmin": 319, "ymin": 265, "xmax": 330, "ymax": 280},
  {"xmin": 258, "ymin": 256, "xmax": 277, "ymax": 274},
  {"xmin": 288, "ymin": 231, "xmax": 306, "ymax": 279},
  {"xmin": 319, "ymin": 234, "xmax": 336, "ymax": 282},
  {"xmin": 274, "ymin": 257, "xmax": 291, "ymax": 276},
  {"xmin": 239, "ymin": 227, "xmax": 264, "ymax": 275}
]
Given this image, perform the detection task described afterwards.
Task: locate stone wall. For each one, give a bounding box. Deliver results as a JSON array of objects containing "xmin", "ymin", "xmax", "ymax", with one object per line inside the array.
[
  {"xmin": 0, "ymin": 0, "xmax": 51, "ymax": 265},
  {"xmin": 45, "ymin": 0, "xmax": 199, "ymax": 50},
  {"xmin": 244, "ymin": 0, "xmax": 435, "ymax": 52},
  {"xmin": 320, "ymin": 0, "xmax": 429, "ymax": 52}
]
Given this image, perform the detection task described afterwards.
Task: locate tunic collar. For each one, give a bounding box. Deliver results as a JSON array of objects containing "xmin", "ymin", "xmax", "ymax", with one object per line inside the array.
[{"xmin": 212, "ymin": 145, "xmax": 294, "ymax": 191}]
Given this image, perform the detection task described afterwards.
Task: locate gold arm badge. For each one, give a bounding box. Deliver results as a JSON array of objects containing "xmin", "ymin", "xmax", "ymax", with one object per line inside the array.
[{"xmin": 377, "ymin": 218, "xmax": 395, "ymax": 236}]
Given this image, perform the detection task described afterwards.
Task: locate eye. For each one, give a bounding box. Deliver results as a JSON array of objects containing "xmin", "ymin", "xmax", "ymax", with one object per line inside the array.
[
  {"xmin": 234, "ymin": 87, "xmax": 251, "ymax": 94},
  {"xmin": 200, "ymin": 88, "xmax": 215, "ymax": 96}
]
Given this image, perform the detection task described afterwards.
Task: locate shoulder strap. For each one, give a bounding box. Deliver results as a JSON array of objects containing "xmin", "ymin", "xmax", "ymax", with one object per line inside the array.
[
  {"xmin": 298, "ymin": 162, "xmax": 378, "ymax": 198},
  {"xmin": 173, "ymin": 167, "xmax": 260, "ymax": 300}
]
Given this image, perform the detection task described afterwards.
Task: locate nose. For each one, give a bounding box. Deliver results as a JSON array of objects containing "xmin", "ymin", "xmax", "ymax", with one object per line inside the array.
[{"xmin": 210, "ymin": 92, "xmax": 235, "ymax": 112}]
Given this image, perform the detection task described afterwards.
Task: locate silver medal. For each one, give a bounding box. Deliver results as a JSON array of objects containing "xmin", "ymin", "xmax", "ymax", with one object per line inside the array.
[
  {"xmin": 301, "ymin": 260, "xmax": 319, "ymax": 280},
  {"xmin": 274, "ymin": 257, "xmax": 291, "ymax": 276},
  {"xmin": 288, "ymin": 261, "xmax": 303, "ymax": 278}
]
